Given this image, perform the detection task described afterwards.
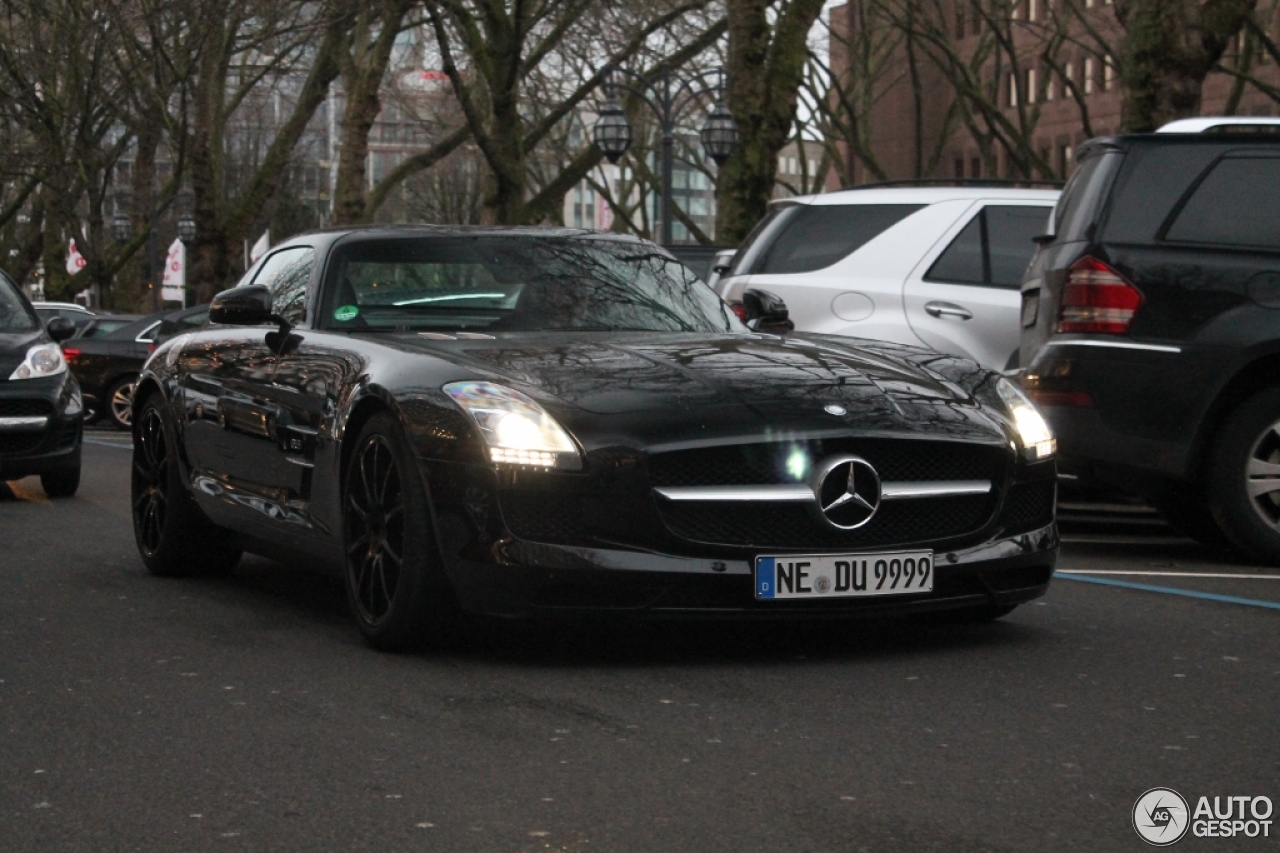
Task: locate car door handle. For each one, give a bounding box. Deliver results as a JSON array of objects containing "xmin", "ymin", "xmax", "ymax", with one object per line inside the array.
[{"xmin": 924, "ymin": 301, "xmax": 974, "ymax": 320}]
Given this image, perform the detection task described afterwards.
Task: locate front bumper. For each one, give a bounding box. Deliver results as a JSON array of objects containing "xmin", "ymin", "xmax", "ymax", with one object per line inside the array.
[
  {"xmin": 0, "ymin": 373, "xmax": 83, "ymax": 479},
  {"xmin": 441, "ymin": 523, "xmax": 1058, "ymax": 620}
]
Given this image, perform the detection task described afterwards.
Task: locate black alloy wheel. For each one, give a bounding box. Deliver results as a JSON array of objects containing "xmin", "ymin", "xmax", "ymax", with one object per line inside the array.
[
  {"xmin": 342, "ymin": 412, "xmax": 457, "ymax": 651},
  {"xmin": 347, "ymin": 434, "xmax": 405, "ymax": 627},
  {"xmin": 105, "ymin": 376, "xmax": 137, "ymax": 430},
  {"xmin": 131, "ymin": 395, "xmax": 240, "ymax": 576},
  {"xmin": 134, "ymin": 406, "xmax": 170, "ymax": 555},
  {"xmin": 1208, "ymin": 386, "xmax": 1280, "ymax": 564}
]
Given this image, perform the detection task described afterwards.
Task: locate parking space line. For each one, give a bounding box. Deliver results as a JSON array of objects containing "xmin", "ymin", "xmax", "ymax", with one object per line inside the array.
[
  {"xmin": 1060, "ymin": 570, "xmax": 1280, "ymax": 579},
  {"xmin": 1057, "ymin": 573, "xmax": 1280, "ymax": 611},
  {"xmin": 83, "ymin": 439, "xmax": 132, "ymax": 449}
]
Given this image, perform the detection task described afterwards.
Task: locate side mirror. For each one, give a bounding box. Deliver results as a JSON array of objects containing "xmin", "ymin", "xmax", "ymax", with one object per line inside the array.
[
  {"xmin": 209, "ymin": 285, "xmax": 272, "ymax": 326},
  {"xmin": 46, "ymin": 316, "xmax": 76, "ymax": 342},
  {"xmin": 742, "ymin": 288, "xmax": 794, "ymax": 333}
]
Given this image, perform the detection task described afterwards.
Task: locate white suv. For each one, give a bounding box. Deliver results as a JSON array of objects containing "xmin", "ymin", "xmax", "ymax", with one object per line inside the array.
[{"xmin": 715, "ymin": 182, "xmax": 1060, "ymax": 370}]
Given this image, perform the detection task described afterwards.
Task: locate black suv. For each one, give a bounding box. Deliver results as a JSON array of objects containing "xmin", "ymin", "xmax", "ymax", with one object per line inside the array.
[
  {"xmin": 1020, "ymin": 131, "xmax": 1280, "ymax": 559},
  {"xmin": 0, "ymin": 272, "xmax": 83, "ymax": 496}
]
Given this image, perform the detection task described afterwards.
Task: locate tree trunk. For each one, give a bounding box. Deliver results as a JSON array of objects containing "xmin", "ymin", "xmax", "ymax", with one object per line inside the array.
[
  {"xmin": 330, "ymin": 0, "xmax": 415, "ymax": 226},
  {"xmin": 1115, "ymin": 0, "xmax": 1256, "ymax": 132},
  {"xmin": 716, "ymin": 0, "xmax": 826, "ymax": 245}
]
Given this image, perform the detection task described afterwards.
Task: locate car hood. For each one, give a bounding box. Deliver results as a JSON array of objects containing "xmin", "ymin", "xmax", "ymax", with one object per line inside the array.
[
  {"xmin": 378, "ymin": 331, "xmax": 1010, "ymax": 447},
  {"xmin": 0, "ymin": 329, "xmax": 45, "ymax": 378}
]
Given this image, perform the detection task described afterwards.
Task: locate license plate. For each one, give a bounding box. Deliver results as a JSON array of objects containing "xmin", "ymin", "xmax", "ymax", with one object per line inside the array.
[{"xmin": 755, "ymin": 551, "xmax": 933, "ymax": 600}]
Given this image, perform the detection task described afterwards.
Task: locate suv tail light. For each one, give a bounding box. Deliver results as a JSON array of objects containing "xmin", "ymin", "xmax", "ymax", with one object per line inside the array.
[
  {"xmin": 1056, "ymin": 257, "xmax": 1142, "ymax": 334},
  {"xmin": 62, "ymin": 347, "xmax": 81, "ymax": 363},
  {"xmin": 729, "ymin": 302, "xmax": 748, "ymax": 323}
]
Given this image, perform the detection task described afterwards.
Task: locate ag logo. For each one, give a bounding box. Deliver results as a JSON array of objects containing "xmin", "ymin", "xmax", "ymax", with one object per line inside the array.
[{"xmin": 1133, "ymin": 788, "xmax": 1190, "ymax": 846}]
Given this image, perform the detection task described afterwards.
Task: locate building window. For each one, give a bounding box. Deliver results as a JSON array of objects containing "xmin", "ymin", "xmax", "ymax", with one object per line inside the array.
[
  {"xmin": 1084, "ymin": 57, "xmax": 1095, "ymax": 94},
  {"xmin": 1059, "ymin": 144, "xmax": 1073, "ymax": 176},
  {"xmin": 955, "ymin": 156, "xmax": 965, "ymax": 178},
  {"xmin": 971, "ymin": 156, "xmax": 982, "ymax": 178},
  {"xmin": 1046, "ymin": 69, "xmax": 1055, "ymax": 101},
  {"xmin": 1026, "ymin": 68, "xmax": 1037, "ymax": 104},
  {"xmin": 1028, "ymin": 0, "xmax": 1037, "ymax": 20},
  {"xmin": 1009, "ymin": 72, "xmax": 1018, "ymax": 107},
  {"xmin": 956, "ymin": 2, "xmax": 966, "ymax": 38},
  {"xmin": 1103, "ymin": 56, "xmax": 1115, "ymax": 90}
]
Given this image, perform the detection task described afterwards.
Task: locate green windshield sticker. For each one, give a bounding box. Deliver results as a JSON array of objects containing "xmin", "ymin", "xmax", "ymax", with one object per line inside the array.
[{"xmin": 334, "ymin": 304, "xmax": 359, "ymax": 322}]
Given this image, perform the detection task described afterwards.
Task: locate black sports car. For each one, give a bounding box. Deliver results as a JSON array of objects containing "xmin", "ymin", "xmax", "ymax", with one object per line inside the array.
[
  {"xmin": 1, "ymin": 272, "xmax": 83, "ymax": 496},
  {"xmin": 132, "ymin": 227, "xmax": 1058, "ymax": 650}
]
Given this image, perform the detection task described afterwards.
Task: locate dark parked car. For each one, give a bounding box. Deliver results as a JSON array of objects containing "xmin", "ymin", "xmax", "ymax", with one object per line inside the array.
[
  {"xmin": 1019, "ymin": 132, "xmax": 1280, "ymax": 559},
  {"xmin": 132, "ymin": 226, "xmax": 1058, "ymax": 650},
  {"xmin": 0, "ymin": 273, "xmax": 82, "ymax": 496},
  {"xmin": 73, "ymin": 314, "xmax": 142, "ymax": 339},
  {"xmin": 64, "ymin": 304, "xmax": 208, "ymax": 429},
  {"xmin": 33, "ymin": 301, "xmax": 95, "ymax": 333}
]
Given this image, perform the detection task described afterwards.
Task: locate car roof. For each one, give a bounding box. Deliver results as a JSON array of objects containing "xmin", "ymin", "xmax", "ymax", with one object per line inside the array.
[
  {"xmin": 33, "ymin": 301, "xmax": 94, "ymax": 312},
  {"xmin": 778, "ymin": 185, "xmax": 1061, "ymax": 208},
  {"xmin": 276, "ymin": 224, "xmax": 654, "ymax": 248}
]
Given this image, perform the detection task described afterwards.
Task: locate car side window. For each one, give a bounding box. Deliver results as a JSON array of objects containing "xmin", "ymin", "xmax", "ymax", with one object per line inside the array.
[
  {"xmin": 925, "ymin": 214, "xmax": 984, "ymax": 285},
  {"xmin": 926, "ymin": 206, "xmax": 1048, "ymax": 289},
  {"xmin": 176, "ymin": 312, "xmax": 207, "ymax": 333},
  {"xmin": 251, "ymin": 247, "xmax": 314, "ymax": 325},
  {"xmin": 1164, "ymin": 156, "xmax": 1280, "ymax": 249},
  {"xmin": 751, "ymin": 204, "xmax": 924, "ymax": 274},
  {"xmin": 986, "ymin": 206, "xmax": 1051, "ymax": 287}
]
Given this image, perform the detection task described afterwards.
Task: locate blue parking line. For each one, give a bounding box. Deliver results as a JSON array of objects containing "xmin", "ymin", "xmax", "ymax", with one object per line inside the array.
[
  {"xmin": 83, "ymin": 439, "xmax": 131, "ymax": 449},
  {"xmin": 1057, "ymin": 573, "xmax": 1280, "ymax": 611}
]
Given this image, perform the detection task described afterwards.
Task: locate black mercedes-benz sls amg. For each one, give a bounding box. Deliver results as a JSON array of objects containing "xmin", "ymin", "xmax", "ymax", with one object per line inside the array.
[{"xmin": 131, "ymin": 227, "xmax": 1058, "ymax": 650}]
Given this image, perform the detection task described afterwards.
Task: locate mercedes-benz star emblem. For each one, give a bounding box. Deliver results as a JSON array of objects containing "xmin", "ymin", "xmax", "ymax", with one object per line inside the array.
[
  {"xmin": 810, "ymin": 455, "xmax": 882, "ymax": 530},
  {"xmin": 824, "ymin": 404, "xmax": 846, "ymax": 416}
]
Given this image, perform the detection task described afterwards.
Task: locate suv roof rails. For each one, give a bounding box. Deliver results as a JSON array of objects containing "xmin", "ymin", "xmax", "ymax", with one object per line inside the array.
[
  {"xmin": 1157, "ymin": 117, "xmax": 1280, "ymax": 134},
  {"xmin": 840, "ymin": 178, "xmax": 1065, "ymax": 191}
]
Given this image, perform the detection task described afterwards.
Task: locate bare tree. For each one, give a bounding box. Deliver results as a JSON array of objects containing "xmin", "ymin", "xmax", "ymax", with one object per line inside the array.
[
  {"xmin": 1113, "ymin": 0, "xmax": 1257, "ymax": 131},
  {"xmin": 424, "ymin": 0, "xmax": 724, "ymax": 225},
  {"xmin": 185, "ymin": 0, "xmax": 350, "ymax": 300},
  {"xmin": 715, "ymin": 0, "xmax": 827, "ymax": 244}
]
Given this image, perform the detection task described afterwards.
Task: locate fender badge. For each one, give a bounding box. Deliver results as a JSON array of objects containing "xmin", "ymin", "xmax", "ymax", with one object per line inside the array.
[{"xmin": 824, "ymin": 404, "xmax": 847, "ymax": 416}]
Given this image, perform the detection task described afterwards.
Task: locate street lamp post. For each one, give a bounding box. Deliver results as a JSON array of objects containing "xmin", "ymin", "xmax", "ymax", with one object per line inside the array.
[
  {"xmin": 111, "ymin": 195, "xmax": 196, "ymax": 311},
  {"xmin": 592, "ymin": 66, "xmax": 740, "ymax": 246}
]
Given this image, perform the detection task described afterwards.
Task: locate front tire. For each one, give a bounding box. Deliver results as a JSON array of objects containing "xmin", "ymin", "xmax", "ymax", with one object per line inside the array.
[
  {"xmin": 1208, "ymin": 387, "xmax": 1280, "ymax": 564},
  {"xmin": 41, "ymin": 466, "xmax": 80, "ymax": 498},
  {"xmin": 131, "ymin": 394, "xmax": 241, "ymax": 576},
  {"xmin": 1145, "ymin": 482, "xmax": 1231, "ymax": 549},
  {"xmin": 343, "ymin": 412, "xmax": 457, "ymax": 652}
]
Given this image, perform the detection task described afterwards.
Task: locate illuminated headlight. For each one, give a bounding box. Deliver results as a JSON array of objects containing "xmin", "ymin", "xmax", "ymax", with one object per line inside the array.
[
  {"xmin": 997, "ymin": 377, "xmax": 1056, "ymax": 461},
  {"xmin": 444, "ymin": 381, "xmax": 582, "ymax": 470},
  {"xmin": 9, "ymin": 343, "xmax": 67, "ymax": 380}
]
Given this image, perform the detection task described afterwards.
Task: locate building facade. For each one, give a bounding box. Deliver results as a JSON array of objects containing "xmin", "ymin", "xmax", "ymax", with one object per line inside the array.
[{"xmin": 828, "ymin": 0, "xmax": 1280, "ymax": 185}]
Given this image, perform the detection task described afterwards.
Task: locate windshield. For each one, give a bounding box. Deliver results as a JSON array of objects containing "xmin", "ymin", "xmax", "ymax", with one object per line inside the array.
[
  {"xmin": 0, "ymin": 273, "xmax": 38, "ymax": 333},
  {"xmin": 320, "ymin": 236, "xmax": 744, "ymax": 334}
]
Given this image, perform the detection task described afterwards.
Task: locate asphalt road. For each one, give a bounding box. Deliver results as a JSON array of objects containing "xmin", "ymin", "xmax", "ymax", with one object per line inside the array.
[{"xmin": 1, "ymin": 436, "xmax": 1278, "ymax": 852}]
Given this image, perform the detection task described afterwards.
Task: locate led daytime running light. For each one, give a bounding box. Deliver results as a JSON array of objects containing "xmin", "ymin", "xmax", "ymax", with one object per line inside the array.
[
  {"xmin": 997, "ymin": 378, "xmax": 1056, "ymax": 461},
  {"xmin": 444, "ymin": 381, "xmax": 581, "ymax": 470}
]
